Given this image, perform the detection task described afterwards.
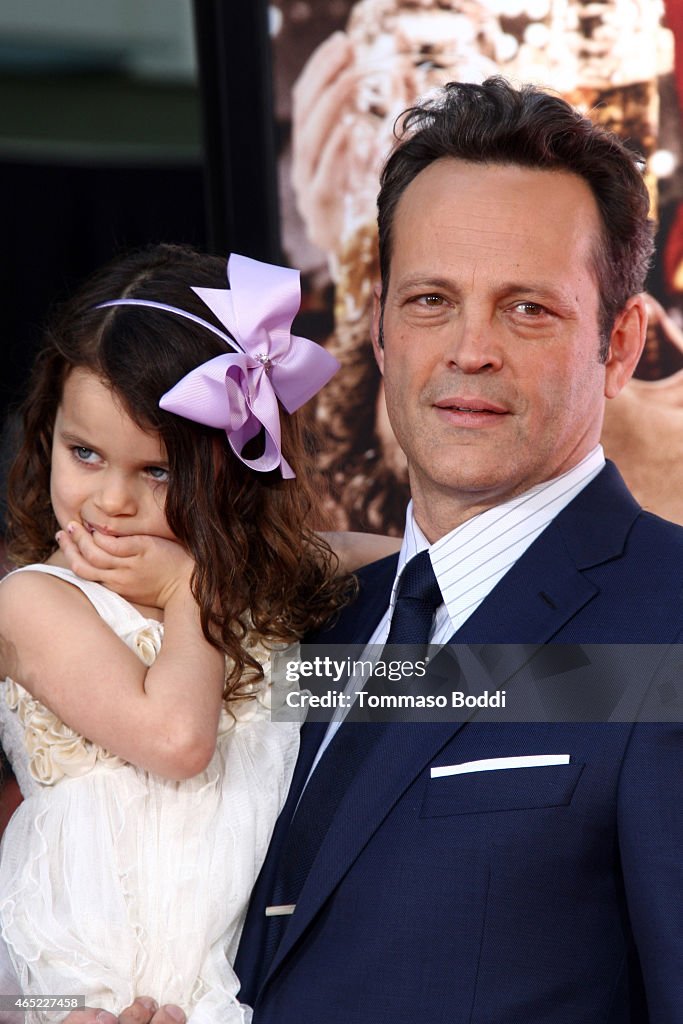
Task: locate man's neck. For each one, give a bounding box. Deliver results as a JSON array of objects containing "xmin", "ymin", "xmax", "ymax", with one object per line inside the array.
[
  {"xmin": 412, "ymin": 496, "xmax": 511, "ymax": 543},
  {"xmin": 410, "ymin": 448, "xmax": 606, "ymax": 542}
]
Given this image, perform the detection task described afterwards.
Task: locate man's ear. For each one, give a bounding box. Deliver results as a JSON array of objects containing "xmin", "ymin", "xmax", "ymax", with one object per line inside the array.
[
  {"xmin": 604, "ymin": 294, "xmax": 647, "ymax": 399},
  {"xmin": 371, "ymin": 283, "xmax": 385, "ymax": 374}
]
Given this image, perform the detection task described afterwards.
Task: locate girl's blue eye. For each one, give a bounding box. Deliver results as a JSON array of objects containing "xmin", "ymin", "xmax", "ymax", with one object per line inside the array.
[
  {"xmin": 146, "ymin": 466, "xmax": 169, "ymax": 482},
  {"xmin": 72, "ymin": 446, "xmax": 97, "ymax": 463}
]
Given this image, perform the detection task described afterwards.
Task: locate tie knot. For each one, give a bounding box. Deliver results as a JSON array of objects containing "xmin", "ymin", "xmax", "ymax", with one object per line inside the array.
[
  {"xmin": 396, "ymin": 550, "xmax": 442, "ymax": 609},
  {"xmin": 384, "ymin": 551, "xmax": 442, "ymax": 649}
]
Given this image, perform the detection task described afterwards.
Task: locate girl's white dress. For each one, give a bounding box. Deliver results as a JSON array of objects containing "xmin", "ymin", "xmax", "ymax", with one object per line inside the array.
[{"xmin": 0, "ymin": 565, "xmax": 301, "ymax": 1023}]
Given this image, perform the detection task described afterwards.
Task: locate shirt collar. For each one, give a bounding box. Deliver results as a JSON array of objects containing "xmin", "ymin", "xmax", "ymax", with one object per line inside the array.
[{"xmin": 392, "ymin": 445, "xmax": 605, "ymax": 630}]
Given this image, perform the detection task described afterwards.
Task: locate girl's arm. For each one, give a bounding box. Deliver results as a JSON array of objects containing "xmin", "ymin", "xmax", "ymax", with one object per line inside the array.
[
  {"xmin": 322, "ymin": 531, "xmax": 401, "ymax": 573},
  {"xmin": 0, "ymin": 534, "xmax": 224, "ymax": 781}
]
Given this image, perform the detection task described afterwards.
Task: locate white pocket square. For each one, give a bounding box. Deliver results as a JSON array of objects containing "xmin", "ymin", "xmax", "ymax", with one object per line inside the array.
[{"xmin": 430, "ymin": 754, "xmax": 571, "ymax": 778}]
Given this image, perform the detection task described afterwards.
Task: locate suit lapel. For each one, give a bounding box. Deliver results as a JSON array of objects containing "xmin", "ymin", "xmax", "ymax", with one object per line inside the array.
[
  {"xmin": 454, "ymin": 462, "xmax": 639, "ymax": 646},
  {"xmin": 265, "ymin": 464, "xmax": 641, "ymax": 983},
  {"xmin": 264, "ymin": 720, "xmax": 458, "ymax": 982}
]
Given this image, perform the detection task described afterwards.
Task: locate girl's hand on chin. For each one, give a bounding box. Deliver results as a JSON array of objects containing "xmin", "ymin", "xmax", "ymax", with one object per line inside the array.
[{"xmin": 55, "ymin": 521, "xmax": 194, "ymax": 610}]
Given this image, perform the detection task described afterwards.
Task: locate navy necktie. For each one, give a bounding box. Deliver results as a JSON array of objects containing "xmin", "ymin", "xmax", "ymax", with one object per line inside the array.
[
  {"xmin": 261, "ymin": 551, "xmax": 442, "ymax": 969},
  {"xmin": 383, "ymin": 549, "xmax": 442, "ymax": 652}
]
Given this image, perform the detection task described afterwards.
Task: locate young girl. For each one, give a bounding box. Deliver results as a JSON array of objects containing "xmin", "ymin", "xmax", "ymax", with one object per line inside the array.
[{"xmin": 0, "ymin": 244, "xmax": 388, "ymax": 1022}]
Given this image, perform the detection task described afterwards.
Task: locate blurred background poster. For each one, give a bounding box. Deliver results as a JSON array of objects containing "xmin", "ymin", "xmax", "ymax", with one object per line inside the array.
[
  {"xmin": 1, "ymin": 1, "xmax": 682, "ymax": 542},
  {"xmin": 270, "ymin": 0, "xmax": 683, "ymax": 533}
]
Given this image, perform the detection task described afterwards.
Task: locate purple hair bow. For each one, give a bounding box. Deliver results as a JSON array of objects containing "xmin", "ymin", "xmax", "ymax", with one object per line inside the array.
[{"xmin": 100, "ymin": 254, "xmax": 339, "ymax": 478}]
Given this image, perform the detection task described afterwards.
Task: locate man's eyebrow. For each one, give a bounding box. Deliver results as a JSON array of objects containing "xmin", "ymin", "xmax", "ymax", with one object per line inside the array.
[{"xmin": 393, "ymin": 276, "xmax": 458, "ymax": 295}]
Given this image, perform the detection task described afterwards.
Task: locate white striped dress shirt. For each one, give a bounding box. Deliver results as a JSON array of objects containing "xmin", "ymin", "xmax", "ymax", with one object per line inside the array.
[
  {"xmin": 314, "ymin": 446, "xmax": 605, "ymax": 761},
  {"xmin": 378, "ymin": 444, "xmax": 605, "ymax": 645}
]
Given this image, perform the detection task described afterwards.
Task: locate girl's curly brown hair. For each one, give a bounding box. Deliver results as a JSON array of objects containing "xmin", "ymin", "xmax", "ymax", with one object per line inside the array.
[{"xmin": 5, "ymin": 243, "xmax": 353, "ymax": 698}]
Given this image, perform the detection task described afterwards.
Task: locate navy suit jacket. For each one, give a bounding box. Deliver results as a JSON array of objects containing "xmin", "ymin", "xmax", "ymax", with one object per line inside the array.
[{"xmin": 235, "ymin": 464, "xmax": 683, "ymax": 1023}]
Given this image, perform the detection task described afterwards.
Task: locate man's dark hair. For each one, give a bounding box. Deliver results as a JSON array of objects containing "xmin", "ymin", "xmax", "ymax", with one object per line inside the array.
[{"xmin": 377, "ymin": 76, "xmax": 654, "ymax": 356}]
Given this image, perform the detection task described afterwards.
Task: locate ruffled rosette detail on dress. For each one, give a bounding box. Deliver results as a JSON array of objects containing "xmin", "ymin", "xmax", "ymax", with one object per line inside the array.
[
  {"xmin": 4, "ymin": 679, "xmax": 123, "ymax": 786},
  {"xmin": 122, "ymin": 621, "xmax": 164, "ymax": 667}
]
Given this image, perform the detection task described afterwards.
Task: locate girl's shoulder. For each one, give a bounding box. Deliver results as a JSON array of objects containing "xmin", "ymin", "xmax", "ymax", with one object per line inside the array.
[
  {"xmin": 1, "ymin": 564, "xmax": 148, "ymax": 627},
  {"xmin": 0, "ymin": 563, "xmax": 164, "ymax": 732},
  {"xmin": 0, "ymin": 564, "xmax": 99, "ymax": 630},
  {"xmin": 0, "ymin": 562, "xmax": 86, "ymax": 602},
  {"xmin": 0, "ymin": 565, "xmax": 94, "ymax": 685},
  {"xmin": 0, "ymin": 564, "xmax": 157, "ymax": 663}
]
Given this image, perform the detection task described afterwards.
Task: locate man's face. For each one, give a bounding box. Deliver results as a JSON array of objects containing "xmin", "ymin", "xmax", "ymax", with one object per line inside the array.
[{"xmin": 372, "ymin": 158, "xmax": 644, "ymax": 539}]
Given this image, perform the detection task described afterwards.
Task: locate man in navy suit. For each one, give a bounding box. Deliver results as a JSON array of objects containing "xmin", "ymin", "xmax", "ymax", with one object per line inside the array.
[
  {"xmin": 91, "ymin": 78, "xmax": 681, "ymax": 1024},
  {"xmin": 232, "ymin": 78, "xmax": 683, "ymax": 1024}
]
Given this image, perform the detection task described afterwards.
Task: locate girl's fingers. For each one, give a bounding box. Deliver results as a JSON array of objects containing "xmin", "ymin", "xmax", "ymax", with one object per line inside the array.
[
  {"xmin": 81, "ymin": 529, "xmax": 144, "ymax": 560},
  {"xmin": 63, "ymin": 523, "xmax": 144, "ymax": 565},
  {"xmin": 58, "ymin": 525, "xmax": 119, "ymax": 573},
  {"xmin": 55, "ymin": 530, "xmax": 102, "ymax": 580}
]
